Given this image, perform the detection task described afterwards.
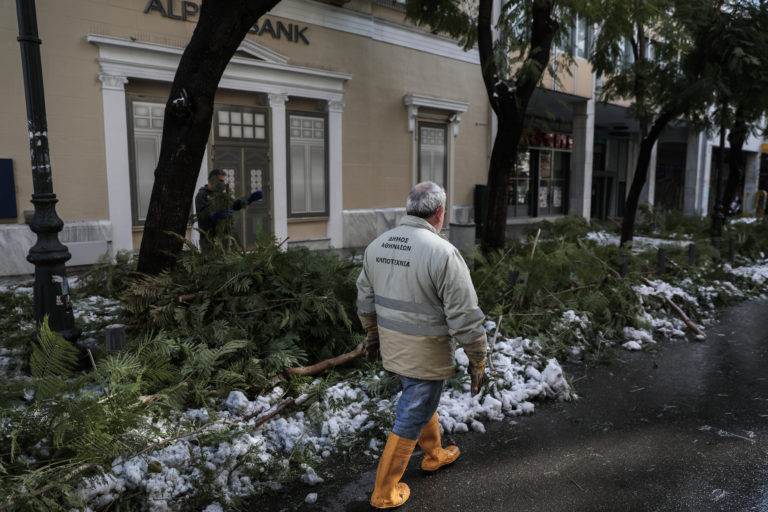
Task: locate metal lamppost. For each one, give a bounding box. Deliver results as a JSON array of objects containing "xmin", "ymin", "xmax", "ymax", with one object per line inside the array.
[{"xmin": 16, "ymin": 0, "xmax": 81, "ymax": 341}]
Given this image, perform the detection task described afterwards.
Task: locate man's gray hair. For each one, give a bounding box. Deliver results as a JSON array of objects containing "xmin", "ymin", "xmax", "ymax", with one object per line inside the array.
[{"xmin": 406, "ymin": 181, "xmax": 446, "ymax": 218}]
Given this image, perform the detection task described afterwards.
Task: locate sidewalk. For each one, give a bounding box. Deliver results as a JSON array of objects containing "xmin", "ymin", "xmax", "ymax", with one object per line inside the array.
[{"xmin": 260, "ymin": 298, "xmax": 768, "ymax": 511}]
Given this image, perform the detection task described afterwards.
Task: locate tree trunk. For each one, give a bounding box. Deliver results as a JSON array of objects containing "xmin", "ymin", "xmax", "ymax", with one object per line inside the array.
[
  {"xmin": 136, "ymin": 0, "xmax": 280, "ymax": 275},
  {"xmin": 483, "ymin": 120, "xmax": 525, "ymax": 249},
  {"xmin": 478, "ymin": 0, "xmax": 557, "ymax": 251},
  {"xmin": 620, "ymin": 110, "xmax": 674, "ymax": 246},
  {"xmin": 723, "ymin": 118, "xmax": 747, "ymax": 219}
]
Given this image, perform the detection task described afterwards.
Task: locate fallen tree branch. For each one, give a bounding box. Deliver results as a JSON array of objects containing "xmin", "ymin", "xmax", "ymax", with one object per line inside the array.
[
  {"xmin": 243, "ymin": 397, "xmax": 294, "ymax": 423},
  {"xmin": 286, "ymin": 342, "xmax": 366, "ymax": 376},
  {"xmin": 2, "ymin": 343, "xmax": 357, "ymax": 509},
  {"xmin": 642, "ymin": 278, "xmax": 706, "ymax": 339},
  {"xmin": 530, "ymin": 228, "xmax": 542, "ymax": 260}
]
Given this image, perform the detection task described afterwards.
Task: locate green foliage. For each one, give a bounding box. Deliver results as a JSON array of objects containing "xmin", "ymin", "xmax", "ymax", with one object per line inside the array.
[
  {"xmin": 0, "ymin": 321, "xmax": 175, "ymax": 510},
  {"xmin": 75, "ymin": 250, "xmax": 137, "ymax": 299},
  {"xmin": 30, "ymin": 318, "xmax": 80, "ymax": 400},
  {"xmin": 0, "ymin": 286, "xmax": 34, "ymax": 358},
  {"xmin": 120, "ymin": 237, "xmax": 361, "ymax": 405},
  {"xmin": 471, "ymin": 230, "xmax": 646, "ymax": 360}
]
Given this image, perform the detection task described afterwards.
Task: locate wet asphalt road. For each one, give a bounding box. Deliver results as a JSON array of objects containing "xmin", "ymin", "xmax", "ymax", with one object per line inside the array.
[{"xmin": 260, "ymin": 299, "xmax": 768, "ymax": 512}]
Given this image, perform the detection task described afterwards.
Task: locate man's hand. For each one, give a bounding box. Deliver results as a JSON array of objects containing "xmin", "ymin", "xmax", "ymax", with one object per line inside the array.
[
  {"xmin": 467, "ymin": 356, "xmax": 486, "ymax": 396},
  {"xmin": 363, "ymin": 326, "xmax": 380, "ymax": 363}
]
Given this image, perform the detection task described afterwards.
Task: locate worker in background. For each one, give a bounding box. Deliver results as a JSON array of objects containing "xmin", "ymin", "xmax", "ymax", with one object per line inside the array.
[{"xmin": 194, "ymin": 169, "xmax": 262, "ymax": 252}]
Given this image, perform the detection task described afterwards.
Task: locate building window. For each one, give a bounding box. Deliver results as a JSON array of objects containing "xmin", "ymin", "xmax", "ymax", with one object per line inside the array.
[
  {"xmin": 509, "ymin": 147, "xmax": 569, "ymax": 218},
  {"xmin": 560, "ymin": 15, "xmax": 591, "ymax": 58},
  {"xmin": 575, "ymin": 17, "xmax": 592, "ymax": 59},
  {"xmin": 288, "ymin": 113, "xmax": 327, "ymax": 217},
  {"xmin": 538, "ymin": 150, "xmax": 568, "ymax": 216},
  {"xmin": 128, "ymin": 99, "xmax": 164, "ymax": 225},
  {"xmin": 508, "ymin": 151, "xmax": 532, "ymax": 217},
  {"xmin": 418, "ymin": 122, "xmax": 447, "ymax": 188},
  {"xmin": 216, "ymin": 108, "xmax": 266, "ymax": 141}
]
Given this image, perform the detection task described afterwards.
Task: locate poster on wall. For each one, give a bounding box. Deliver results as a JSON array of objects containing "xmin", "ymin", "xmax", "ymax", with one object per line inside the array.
[
  {"xmin": 539, "ymin": 186, "xmax": 548, "ymax": 208},
  {"xmin": 553, "ymin": 186, "xmax": 562, "ymax": 208}
]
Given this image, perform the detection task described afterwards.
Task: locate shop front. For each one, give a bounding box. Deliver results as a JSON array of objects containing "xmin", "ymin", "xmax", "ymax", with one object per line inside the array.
[{"xmin": 508, "ymin": 128, "xmax": 572, "ymax": 219}]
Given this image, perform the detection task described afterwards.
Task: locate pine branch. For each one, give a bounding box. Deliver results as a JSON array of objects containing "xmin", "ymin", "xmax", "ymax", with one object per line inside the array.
[{"xmin": 0, "ymin": 463, "xmax": 93, "ymax": 512}]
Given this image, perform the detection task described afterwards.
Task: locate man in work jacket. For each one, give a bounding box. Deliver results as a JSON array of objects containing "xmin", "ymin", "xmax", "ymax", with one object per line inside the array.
[{"xmin": 356, "ymin": 181, "xmax": 487, "ymax": 509}]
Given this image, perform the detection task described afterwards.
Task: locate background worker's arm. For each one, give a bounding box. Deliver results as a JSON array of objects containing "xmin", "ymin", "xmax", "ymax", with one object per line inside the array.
[{"xmin": 232, "ymin": 190, "xmax": 263, "ymax": 211}]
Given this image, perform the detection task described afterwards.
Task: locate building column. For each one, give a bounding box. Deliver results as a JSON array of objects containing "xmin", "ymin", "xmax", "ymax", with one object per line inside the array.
[
  {"xmin": 743, "ymin": 152, "xmax": 760, "ymax": 215},
  {"xmin": 269, "ymin": 93, "xmax": 289, "ymax": 245},
  {"xmin": 326, "ymin": 100, "xmax": 345, "ymax": 247},
  {"xmin": 448, "ymin": 113, "xmax": 464, "ymax": 223},
  {"xmin": 569, "ymin": 99, "xmax": 594, "ymax": 218},
  {"xmin": 684, "ymin": 130, "xmax": 712, "ymax": 216},
  {"xmin": 98, "ymin": 72, "xmax": 132, "ymax": 254}
]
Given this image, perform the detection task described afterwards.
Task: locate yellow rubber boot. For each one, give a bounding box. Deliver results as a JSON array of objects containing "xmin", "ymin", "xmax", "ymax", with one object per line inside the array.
[
  {"xmin": 417, "ymin": 413, "xmax": 459, "ymax": 472},
  {"xmin": 370, "ymin": 432, "xmax": 417, "ymax": 509}
]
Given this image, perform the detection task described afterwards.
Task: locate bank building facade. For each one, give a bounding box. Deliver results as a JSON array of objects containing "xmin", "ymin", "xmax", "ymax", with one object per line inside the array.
[{"xmin": 1, "ymin": 0, "xmax": 764, "ymax": 276}]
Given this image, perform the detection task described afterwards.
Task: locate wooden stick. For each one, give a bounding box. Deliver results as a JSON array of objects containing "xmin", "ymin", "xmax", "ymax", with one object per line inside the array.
[
  {"xmin": 530, "ymin": 228, "xmax": 542, "ymax": 260},
  {"xmin": 285, "ymin": 342, "xmax": 366, "ymax": 376},
  {"xmin": 487, "ymin": 315, "xmax": 503, "ymax": 371},
  {"xmin": 243, "ymin": 397, "xmax": 294, "ymax": 423},
  {"xmin": 642, "ymin": 278, "xmax": 706, "ymax": 339},
  {"xmin": 178, "ymin": 291, "xmax": 204, "ymax": 303},
  {"xmin": 556, "ymin": 283, "xmax": 600, "ymax": 294}
]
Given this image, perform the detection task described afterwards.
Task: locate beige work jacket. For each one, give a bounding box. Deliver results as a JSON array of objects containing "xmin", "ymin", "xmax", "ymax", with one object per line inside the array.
[{"xmin": 356, "ymin": 215, "xmax": 486, "ymax": 380}]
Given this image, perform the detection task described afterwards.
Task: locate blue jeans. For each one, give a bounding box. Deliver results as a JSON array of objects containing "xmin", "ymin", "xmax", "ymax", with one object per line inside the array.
[{"xmin": 392, "ymin": 376, "xmax": 444, "ymax": 440}]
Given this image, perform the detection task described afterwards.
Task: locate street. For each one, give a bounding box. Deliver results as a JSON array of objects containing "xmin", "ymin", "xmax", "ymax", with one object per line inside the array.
[{"xmin": 264, "ymin": 298, "xmax": 768, "ymax": 512}]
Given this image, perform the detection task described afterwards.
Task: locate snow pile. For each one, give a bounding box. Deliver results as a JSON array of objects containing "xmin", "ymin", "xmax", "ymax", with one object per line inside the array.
[
  {"xmin": 724, "ymin": 262, "xmax": 768, "ymax": 285},
  {"xmin": 621, "ymin": 326, "xmax": 657, "ymax": 351},
  {"xmin": 71, "ymin": 294, "xmax": 122, "ymax": 327},
  {"xmin": 586, "ymin": 231, "xmax": 689, "ymax": 252},
  {"xmin": 634, "ymin": 279, "xmax": 697, "ymax": 304},
  {"xmin": 586, "ymin": 231, "xmax": 619, "ymax": 246},
  {"xmin": 729, "ymin": 217, "xmax": 758, "ymax": 224},
  {"xmin": 78, "ymin": 332, "xmax": 570, "ymax": 511}
]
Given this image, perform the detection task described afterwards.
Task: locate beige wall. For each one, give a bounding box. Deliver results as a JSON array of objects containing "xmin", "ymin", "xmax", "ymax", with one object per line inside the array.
[
  {"xmin": 0, "ymin": 0, "xmax": 198, "ymax": 225},
  {"xmin": 288, "ymin": 219, "xmax": 328, "ymax": 240}
]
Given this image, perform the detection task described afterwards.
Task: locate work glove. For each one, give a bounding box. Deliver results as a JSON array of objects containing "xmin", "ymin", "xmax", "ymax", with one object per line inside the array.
[
  {"xmin": 211, "ymin": 210, "xmax": 233, "ymax": 220},
  {"xmin": 246, "ymin": 190, "xmax": 263, "ymax": 204},
  {"xmin": 358, "ymin": 314, "xmax": 379, "ymax": 362},
  {"xmin": 467, "ymin": 355, "xmax": 486, "ymax": 396}
]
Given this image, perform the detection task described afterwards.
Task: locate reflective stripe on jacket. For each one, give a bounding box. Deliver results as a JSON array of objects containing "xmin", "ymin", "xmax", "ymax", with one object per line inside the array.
[{"xmin": 356, "ymin": 215, "xmax": 485, "ymax": 380}]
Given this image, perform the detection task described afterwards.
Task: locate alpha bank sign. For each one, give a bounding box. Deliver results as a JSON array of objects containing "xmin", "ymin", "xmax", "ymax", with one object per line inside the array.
[{"xmin": 144, "ymin": 0, "xmax": 310, "ymax": 44}]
